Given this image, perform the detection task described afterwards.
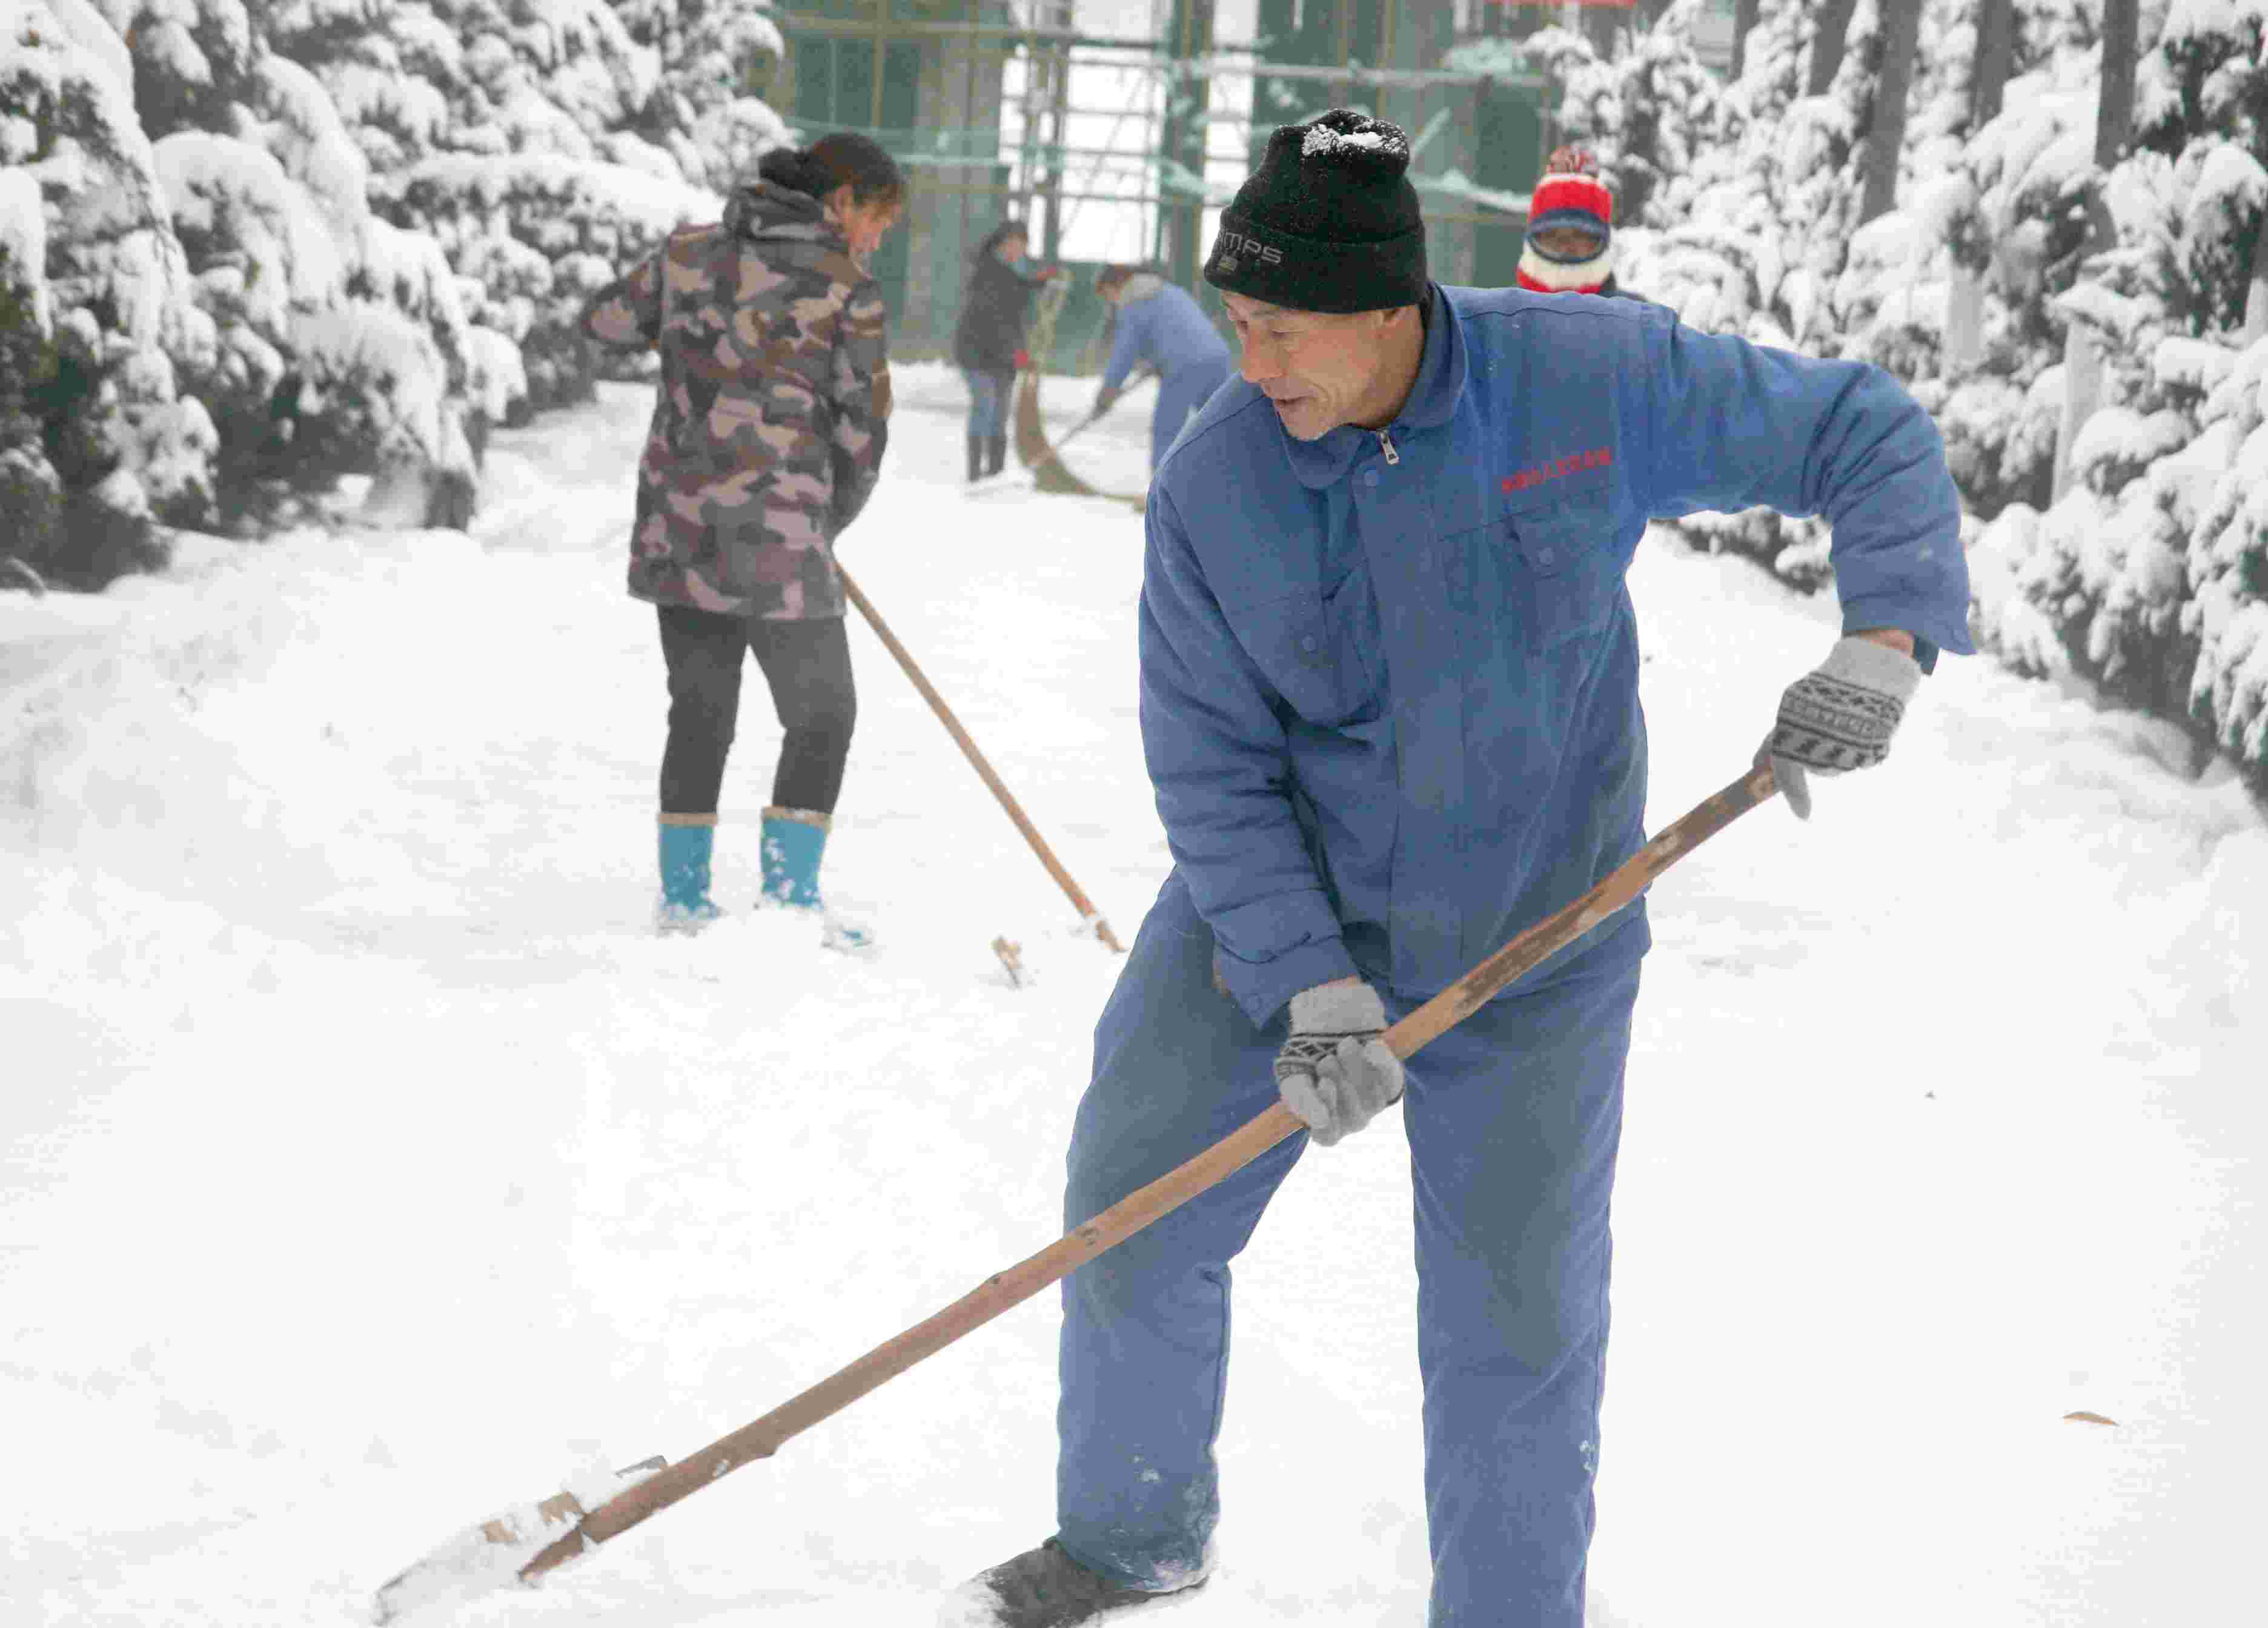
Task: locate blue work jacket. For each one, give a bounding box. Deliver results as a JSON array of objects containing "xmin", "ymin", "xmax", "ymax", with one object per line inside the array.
[
  {"xmin": 1103, "ymin": 281, "xmax": 1232, "ymax": 392},
  {"xmin": 1141, "ymin": 283, "xmax": 1974, "ymax": 1026}
]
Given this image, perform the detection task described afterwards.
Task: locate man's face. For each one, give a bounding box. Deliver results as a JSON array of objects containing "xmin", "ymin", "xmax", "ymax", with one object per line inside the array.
[{"xmin": 1222, "ymin": 293, "xmax": 1393, "ymax": 442}]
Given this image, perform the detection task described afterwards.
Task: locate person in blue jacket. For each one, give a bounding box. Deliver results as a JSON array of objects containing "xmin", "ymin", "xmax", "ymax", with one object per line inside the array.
[
  {"xmin": 1090, "ymin": 264, "xmax": 1233, "ymax": 474},
  {"xmin": 948, "ymin": 110, "xmax": 1974, "ymax": 1628}
]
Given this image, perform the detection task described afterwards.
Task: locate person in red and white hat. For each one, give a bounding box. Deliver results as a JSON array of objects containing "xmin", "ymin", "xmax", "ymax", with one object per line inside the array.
[{"xmin": 1517, "ymin": 145, "xmax": 1634, "ymax": 299}]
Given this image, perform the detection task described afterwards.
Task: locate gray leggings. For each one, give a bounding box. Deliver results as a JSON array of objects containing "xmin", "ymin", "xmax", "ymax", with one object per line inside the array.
[{"xmin": 656, "ymin": 605, "xmax": 855, "ymax": 816}]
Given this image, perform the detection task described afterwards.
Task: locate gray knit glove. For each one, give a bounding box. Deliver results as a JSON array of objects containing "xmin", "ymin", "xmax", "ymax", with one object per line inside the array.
[
  {"xmin": 1760, "ymin": 635, "xmax": 1923, "ymax": 819},
  {"xmin": 1275, "ymin": 981, "xmax": 1405, "ymax": 1147}
]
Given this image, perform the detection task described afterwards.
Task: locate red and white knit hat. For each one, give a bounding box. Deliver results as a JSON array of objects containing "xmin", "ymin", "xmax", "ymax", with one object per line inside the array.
[{"xmin": 1518, "ymin": 147, "xmax": 1615, "ymax": 294}]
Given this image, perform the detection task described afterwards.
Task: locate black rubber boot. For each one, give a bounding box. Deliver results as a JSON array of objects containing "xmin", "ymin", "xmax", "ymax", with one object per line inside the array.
[
  {"xmin": 941, "ymin": 1538, "xmax": 1202, "ymax": 1627},
  {"xmin": 967, "ymin": 435, "xmax": 986, "ymax": 483},
  {"xmin": 986, "ymin": 433, "xmax": 1008, "ymax": 477}
]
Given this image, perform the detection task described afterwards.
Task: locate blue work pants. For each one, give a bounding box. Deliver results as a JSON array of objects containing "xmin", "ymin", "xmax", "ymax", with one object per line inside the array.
[{"xmin": 1057, "ymin": 875, "xmax": 1637, "ymax": 1626}]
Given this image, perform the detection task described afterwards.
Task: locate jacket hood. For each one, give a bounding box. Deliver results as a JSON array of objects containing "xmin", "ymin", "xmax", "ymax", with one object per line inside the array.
[
  {"xmin": 724, "ymin": 180, "xmax": 847, "ymax": 250},
  {"xmin": 1115, "ymin": 271, "xmax": 1169, "ymax": 305}
]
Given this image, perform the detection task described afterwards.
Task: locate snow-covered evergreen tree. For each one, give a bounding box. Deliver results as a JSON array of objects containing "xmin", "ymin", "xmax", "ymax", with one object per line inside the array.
[
  {"xmin": 1566, "ymin": 0, "xmax": 2264, "ymax": 796},
  {"xmin": 2, "ymin": 0, "xmax": 793, "ymax": 572},
  {"xmin": 1464, "ymin": 0, "xmax": 1731, "ymax": 230},
  {"xmin": 1, "ymin": 0, "xmax": 208, "ymax": 583},
  {"xmin": 1972, "ymin": 0, "xmax": 2268, "ymax": 796},
  {"xmin": 104, "ymin": 0, "xmax": 496, "ymax": 527},
  {"xmin": 267, "ymin": 0, "xmax": 770, "ymax": 415},
  {"xmin": 1611, "ymin": 0, "xmax": 1891, "ymax": 587},
  {"xmin": 613, "ymin": 0, "xmax": 788, "ymax": 193}
]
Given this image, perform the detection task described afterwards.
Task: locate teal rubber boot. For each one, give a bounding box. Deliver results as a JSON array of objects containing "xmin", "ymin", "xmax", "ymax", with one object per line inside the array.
[
  {"xmin": 760, "ymin": 807, "xmax": 826, "ymax": 907},
  {"xmin": 761, "ymin": 806, "xmax": 872, "ymax": 950},
  {"xmin": 657, "ymin": 818, "xmax": 724, "ymax": 933}
]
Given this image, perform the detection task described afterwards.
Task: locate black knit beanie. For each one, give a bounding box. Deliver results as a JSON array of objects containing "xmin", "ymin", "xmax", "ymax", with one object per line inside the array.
[{"xmin": 1202, "ymin": 109, "xmax": 1428, "ymax": 314}]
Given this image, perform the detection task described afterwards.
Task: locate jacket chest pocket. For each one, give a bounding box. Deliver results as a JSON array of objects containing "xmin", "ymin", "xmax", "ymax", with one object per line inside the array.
[
  {"xmin": 1505, "ymin": 487, "xmax": 1620, "ymax": 651},
  {"xmin": 1230, "ymin": 577, "xmax": 1384, "ymax": 729}
]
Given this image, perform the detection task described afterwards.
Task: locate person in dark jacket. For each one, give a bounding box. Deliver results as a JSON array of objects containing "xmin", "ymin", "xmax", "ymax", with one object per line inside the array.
[
  {"xmin": 952, "ymin": 220, "xmax": 1063, "ymax": 481},
  {"xmin": 1091, "ymin": 265, "xmax": 1233, "ymax": 474},
  {"xmin": 581, "ymin": 133, "xmax": 904, "ymax": 938},
  {"xmin": 947, "ymin": 110, "xmax": 1971, "ymax": 1628},
  {"xmin": 1517, "ymin": 145, "xmax": 1639, "ymax": 300}
]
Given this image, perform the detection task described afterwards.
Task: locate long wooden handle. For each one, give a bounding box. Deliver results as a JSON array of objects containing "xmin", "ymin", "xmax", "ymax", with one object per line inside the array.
[
  {"xmin": 837, "ymin": 566, "xmax": 1124, "ymax": 953},
  {"xmin": 1386, "ymin": 760, "xmax": 1778, "ymax": 1056},
  {"xmin": 521, "ymin": 762, "xmax": 1777, "ymax": 1582}
]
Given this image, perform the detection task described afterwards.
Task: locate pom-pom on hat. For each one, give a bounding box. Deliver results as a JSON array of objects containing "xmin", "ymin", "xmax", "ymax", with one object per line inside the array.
[{"xmin": 1202, "ymin": 108, "xmax": 1429, "ymax": 314}]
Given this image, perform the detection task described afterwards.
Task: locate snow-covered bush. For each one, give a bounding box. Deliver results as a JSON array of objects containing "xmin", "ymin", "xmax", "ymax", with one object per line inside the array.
[
  {"xmin": 1995, "ymin": 0, "xmax": 2268, "ymax": 796},
  {"xmin": 386, "ymin": 151, "xmax": 712, "ymax": 414},
  {"xmin": 0, "ymin": 231, "xmax": 67, "ymax": 586},
  {"xmin": 2184, "ymin": 337, "xmax": 2268, "ymax": 792},
  {"xmin": 101, "ymin": 0, "xmax": 492, "ymax": 529},
  {"xmin": 1, "ymin": 0, "xmax": 201, "ymax": 584},
  {"xmin": 1514, "ymin": 0, "xmax": 2265, "ymax": 795},
  {"xmin": 268, "ymin": 0, "xmax": 755, "ymax": 415},
  {"xmin": 1458, "ymin": 0, "xmax": 1731, "ymax": 229},
  {"xmin": 613, "ymin": 0, "xmax": 788, "ymax": 193},
  {"xmin": 1606, "ymin": 0, "xmax": 1887, "ymax": 589}
]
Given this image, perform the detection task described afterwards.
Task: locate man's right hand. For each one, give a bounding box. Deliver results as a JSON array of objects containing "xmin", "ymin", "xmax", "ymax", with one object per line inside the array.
[
  {"xmin": 1275, "ymin": 980, "xmax": 1405, "ymax": 1147},
  {"xmin": 1092, "ymin": 385, "xmax": 1121, "ymax": 419}
]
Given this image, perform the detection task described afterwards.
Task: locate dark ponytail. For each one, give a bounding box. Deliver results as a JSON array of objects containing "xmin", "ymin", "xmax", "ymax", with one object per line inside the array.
[{"xmin": 758, "ymin": 133, "xmax": 907, "ymax": 211}]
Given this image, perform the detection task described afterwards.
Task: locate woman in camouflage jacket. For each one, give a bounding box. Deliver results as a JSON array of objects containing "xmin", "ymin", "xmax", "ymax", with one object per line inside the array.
[{"xmin": 582, "ymin": 133, "xmax": 904, "ymax": 936}]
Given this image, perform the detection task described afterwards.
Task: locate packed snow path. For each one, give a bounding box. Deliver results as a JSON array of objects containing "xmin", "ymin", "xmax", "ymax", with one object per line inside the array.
[{"xmin": 5, "ymin": 368, "xmax": 2263, "ymax": 1627}]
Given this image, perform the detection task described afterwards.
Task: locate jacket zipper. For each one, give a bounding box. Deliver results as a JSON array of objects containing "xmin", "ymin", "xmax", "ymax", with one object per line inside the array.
[{"xmin": 1377, "ymin": 428, "xmax": 1400, "ymax": 466}]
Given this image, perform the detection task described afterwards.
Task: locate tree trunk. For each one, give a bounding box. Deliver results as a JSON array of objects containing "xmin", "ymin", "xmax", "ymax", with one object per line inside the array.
[
  {"xmin": 1944, "ymin": 271, "xmax": 1986, "ymax": 368},
  {"xmin": 2087, "ymin": 0, "xmax": 2140, "ymax": 248},
  {"xmin": 2245, "ymin": 202, "xmax": 2268, "ymax": 343},
  {"xmin": 1731, "ymin": 0, "xmax": 1761, "ymax": 82},
  {"xmin": 1950, "ymin": 0, "xmax": 2014, "ymax": 372},
  {"xmin": 2055, "ymin": 0, "xmax": 2141, "ymax": 502},
  {"xmin": 1806, "ymin": 0, "xmax": 1863, "ymax": 98},
  {"xmin": 1969, "ymin": 0, "xmax": 2015, "ymax": 130},
  {"xmin": 1583, "ymin": 2, "xmax": 1620, "ymax": 59},
  {"xmin": 1859, "ymin": 1, "xmax": 1922, "ymax": 225}
]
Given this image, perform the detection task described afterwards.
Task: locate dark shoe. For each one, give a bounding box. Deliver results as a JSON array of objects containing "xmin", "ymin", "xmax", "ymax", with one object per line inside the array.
[
  {"xmin": 940, "ymin": 1538, "xmax": 1202, "ymax": 1627},
  {"xmin": 967, "ymin": 435, "xmax": 986, "ymax": 483},
  {"xmin": 986, "ymin": 432, "xmax": 1008, "ymax": 476}
]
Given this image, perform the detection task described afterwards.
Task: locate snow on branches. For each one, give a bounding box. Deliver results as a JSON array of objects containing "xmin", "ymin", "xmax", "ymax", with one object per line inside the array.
[{"xmin": 2, "ymin": 0, "xmax": 791, "ymax": 576}]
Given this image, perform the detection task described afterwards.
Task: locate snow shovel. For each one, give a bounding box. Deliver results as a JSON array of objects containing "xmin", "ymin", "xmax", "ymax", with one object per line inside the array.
[
  {"xmin": 836, "ymin": 564, "xmax": 1125, "ymax": 954},
  {"xmin": 368, "ymin": 762, "xmax": 1779, "ymax": 1623}
]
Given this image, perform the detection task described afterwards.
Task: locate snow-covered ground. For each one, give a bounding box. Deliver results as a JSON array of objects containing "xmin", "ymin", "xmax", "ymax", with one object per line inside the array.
[{"xmin": 4, "ymin": 365, "xmax": 2263, "ymax": 1627}]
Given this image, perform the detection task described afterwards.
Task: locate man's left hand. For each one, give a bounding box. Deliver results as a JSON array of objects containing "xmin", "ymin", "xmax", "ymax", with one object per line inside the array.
[
  {"xmin": 1760, "ymin": 631, "xmax": 1923, "ymax": 819},
  {"xmin": 1275, "ymin": 980, "xmax": 1405, "ymax": 1147}
]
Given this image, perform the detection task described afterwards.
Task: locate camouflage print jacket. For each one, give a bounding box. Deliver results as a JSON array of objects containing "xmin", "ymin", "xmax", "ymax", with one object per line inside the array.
[{"xmin": 580, "ymin": 182, "xmax": 892, "ymax": 619}]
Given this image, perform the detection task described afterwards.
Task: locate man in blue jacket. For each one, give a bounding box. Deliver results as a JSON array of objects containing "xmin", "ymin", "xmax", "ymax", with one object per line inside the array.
[
  {"xmin": 950, "ymin": 110, "xmax": 1972, "ymax": 1627},
  {"xmin": 1092, "ymin": 263, "xmax": 1233, "ymax": 474}
]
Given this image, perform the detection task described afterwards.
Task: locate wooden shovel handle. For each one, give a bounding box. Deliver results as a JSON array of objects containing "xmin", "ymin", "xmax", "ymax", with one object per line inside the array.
[
  {"xmin": 837, "ymin": 566, "xmax": 1124, "ymax": 953},
  {"xmin": 1385, "ymin": 759, "xmax": 1777, "ymax": 1056},
  {"xmin": 522, "ymin": 761, "xmax": 1777, "ymax": 1581}
]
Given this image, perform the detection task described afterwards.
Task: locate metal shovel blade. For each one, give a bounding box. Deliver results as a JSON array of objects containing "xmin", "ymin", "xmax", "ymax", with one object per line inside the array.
[{"xmin": 368, "ymin": 1456, "xmax": 666, "ymax": 1624}]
